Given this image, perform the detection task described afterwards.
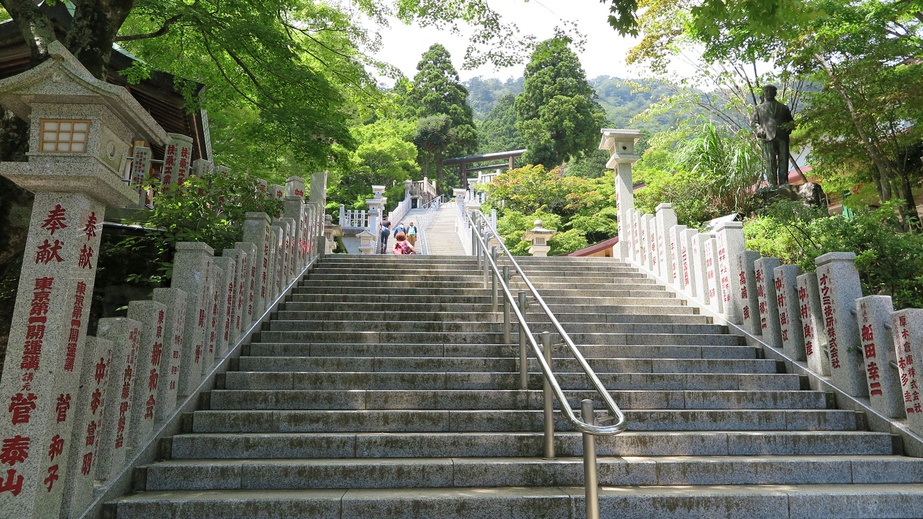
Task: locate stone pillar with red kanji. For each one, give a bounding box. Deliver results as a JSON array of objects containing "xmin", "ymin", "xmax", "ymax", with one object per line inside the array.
[
  {"xmin": 93, "ymin": 318, "xmax": 141, "ymax": 482},
  {"xmin": 679, "ymin": 229, "xmax": 698, "ymax": 299},
  {"xmin": 234, "ymin": 242, "xmax": 258, "ymax": 329},
  {"xmin": 738, "ymin": 251, "xmax": 762, "ymax": 335},
  {"xmin": 243, "ymin": 213, "xmax": 272, "ymax": 317},
  {"xmin": 655, "ymin": 204, "xmax": 677, "ymax": 282},
  {"xmin": 796, "ymin": 272, "xmax": 831, "ymax": 376},
  {"xmin": 125, "ymin": 300, "xmax": 167, "ymax": 450},
  {"xmin": 815, "ymin": 252, "xmax": 868, "ymax": 397},
  {"xmin": 213, "ymin": 256, "xmax": 235, "ymax": 359},
  {"xmin": 715, "ymin": 222, "xmax": 745, "ymax": 325},
  {"xmin": 285, "ymin": 196, "xmax": 308, "ymax": 270},
  {"xmin": 172, "ymin": 242, "xmax": 215, "ymax": 397},
  {"xmin": 692, "ymin": 233, "xmax": 711, "ymax": 308},
  {"xmin": 774, "ymin": 264, "xmax": 806, "ymax": 361},
  {"xmin": 892, "ymin": 310, "xmax": 923, "ymax": 433},
  {"xmin": 670, "ymin": 225, "xmax": 687, "ymax": 293},
  {"xmin": 222, "ymin": 248, "xmax": 247, "ymax": 342},
  {"xmin": 161, "ymin": 133, "xmax": 194, "ymax": 192},
  {"xmin": 0, "ymin": 42, "xmax": 166, "ymax": 518},
  {"xmin": 857, "ymin": 296, "xmax": 904, "ymax": 418},
  {"xmin": 754, "ymin": 257, "xmax": 783, "ymax": 349},
  {"xmin": 704, "ymin": 237, "xmax": 722, "ymax": 314},
  {"xmin": 286, "ymin": 176, "xmax": 306, "ymax": 198},
  {"xmin": 201, "ymin": 261, "xmax": 221, "ymax": 375},
  {"xmin": 152, "ymin": 288, "xmax": 187, "ymax": 422},
  {"xmin": 641, "ymin": 214, "xmax": 655, "ymax": 273},
  {"xmin": 278, "ymin": 217, "xmax": 296, "ymax": 280},
  {"xmin": 266, "ymin": 226, "xmax": 281, "ymax": 303},
  {"xmin": 59, "ymin": 336, "xmax": 112, "ymax": 519},
  {"xmin": 632, "ymin": 209, "xmax": 643, "ymax": 263}
]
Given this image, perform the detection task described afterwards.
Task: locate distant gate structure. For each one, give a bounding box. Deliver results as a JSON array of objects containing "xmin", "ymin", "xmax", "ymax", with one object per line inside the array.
[{"xmin": 443, "ymin": 149, "xmax": 526, "ymax": 188}]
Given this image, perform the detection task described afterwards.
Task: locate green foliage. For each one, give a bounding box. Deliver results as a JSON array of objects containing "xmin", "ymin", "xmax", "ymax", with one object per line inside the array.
[
  {"xmin": 466, "ymin": 76, "xmax": 525, "ymax": 120},
  {"xmin": 634, "ymin": 121, "xmax": 761, "ymax": 226},
  {"xmin": 476, "ymin": 94, "xmax": 525, "ymax": 155},
  {"xmin": 329, "ymin": 117, "xmax": 419, "ymax": 210},
  {"xmin": 404, "ymin": 44, "xmax": 478, "ymax": 186},
  {"xmin": 120, "ymin": 171, "xmax": 283, "ymax": 281},
  {"xmin": 483, "ymin": 166, "xmax": 618, "ymax": 255},
  {"xmin": 515, "ymin": 38, "xmax": 606, "ymax": 169},
  {"xmin": 744, "ymin": 201, "xmax": 923, "ymax": 309}
]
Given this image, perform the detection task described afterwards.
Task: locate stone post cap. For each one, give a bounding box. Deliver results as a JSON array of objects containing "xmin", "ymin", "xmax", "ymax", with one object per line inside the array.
[
  {"xmin": 175, "ymin": 242, "xmax": 215, "ymax": 254},
  {"xmin": 714, "ymin": 221, "xmax": 744, "ymax": 232},
  {"xmin": 815, "ymin": 251, "xmax": 857, "ymax": 266},
  {"xmin": 655, "ymin": 203, "xmax": 674, "ymax": 212},
  {"xmin": 453, "ymin": 188, "xmax": 467, "ymax": 199},
  {"xmin": 244, "ymin": 212, "xmax": 271, "ymax": 224},
  {"xmin": 371, "ymin": 185, "xmax": 386, "ymax": 197}
]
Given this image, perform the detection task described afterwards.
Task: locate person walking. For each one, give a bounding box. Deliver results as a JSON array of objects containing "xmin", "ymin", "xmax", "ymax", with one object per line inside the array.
[
  {"xmin": 379, "ymin": 216, "xmax": 392, "ymax": 254},
  {"xmin": 406, "ymin": 222, "xmax": 418, "ymax": 247},
  {"xmin": 393, "ymin": 231, "xmax": 416, "ymax": 255}
]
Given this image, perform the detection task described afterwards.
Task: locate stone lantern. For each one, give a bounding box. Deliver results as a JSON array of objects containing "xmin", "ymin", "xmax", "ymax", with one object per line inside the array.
[
  {"xmin": 356, "ymin": 229, "xmax": 376, "ymax": 255},
  {"xmin": 323, "ymin": 214, "xmax": 343, "ymax": 254},
  {"xmin": 523, "ymin": 220, "xmax": 556, "ymax": 257},
  {"xmin": 599, "ymin": 129, "xmax": 642, "ymax": 260},
  {"xmin": 0, "ymin": 42, "xmax": 167, "ymax": 518}
]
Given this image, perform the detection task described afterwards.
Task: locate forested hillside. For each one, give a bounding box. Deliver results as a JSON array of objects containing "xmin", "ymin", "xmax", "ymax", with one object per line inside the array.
[{"xmin": 466, "ymin": 75, "xmax": 678, "ymax": 130}]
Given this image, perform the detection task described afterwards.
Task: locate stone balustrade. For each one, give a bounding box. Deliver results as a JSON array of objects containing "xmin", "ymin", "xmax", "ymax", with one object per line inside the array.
[
  {"xmin": 599, "ymin": 128, "xmax": 923, "ymax": 453},
  {"xmin": 0, "ymin": 43, "xmax": 329, "ymax": 518}
]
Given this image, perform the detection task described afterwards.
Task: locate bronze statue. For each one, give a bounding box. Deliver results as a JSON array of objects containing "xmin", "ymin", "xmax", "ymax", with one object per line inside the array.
[{"xmin": 751, "ymin": 85, "xmax": 794, "ymax": 186}]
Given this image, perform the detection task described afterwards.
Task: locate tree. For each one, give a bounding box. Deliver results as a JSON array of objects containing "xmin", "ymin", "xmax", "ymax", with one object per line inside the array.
[
  {"xmin": 515, "ymin": 37, "xmax": 605, "ymax": 169},
  {"xmin": 476, "ymin": 94, "xmax": 525, "ymax": 155},
  {"xmin": 329, "ymin": 117, "xmax": 420, "ymax": 209},
  {"xmin": 405, "ymin": 44, "xmax": 478, "ymax": 188}
]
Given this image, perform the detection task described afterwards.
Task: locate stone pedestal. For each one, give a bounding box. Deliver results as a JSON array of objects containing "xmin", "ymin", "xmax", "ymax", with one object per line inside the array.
[
  {"xmin": 679, "ymin": 229, "xmax": 698, "ymax": 298},
  {"xmin": 692, "ymin": 233, "xmax": 712, "ymax": 307},
  {"xmin": 234, "ymin": 242, "xmax": 257, "ymax": 331},
  {"xmin": 640, "ymin": 214, "xmax": 655, "ymax": 272},
  {"xmin": 704, "ymin": 237, "xmax": 722, "ymax": 314}
]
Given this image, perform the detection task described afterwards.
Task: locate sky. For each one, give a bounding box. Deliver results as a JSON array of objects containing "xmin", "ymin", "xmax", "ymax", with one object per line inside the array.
[{"xmin": 374, "ymin": 0, "xmax": 644, "ymax": 82}]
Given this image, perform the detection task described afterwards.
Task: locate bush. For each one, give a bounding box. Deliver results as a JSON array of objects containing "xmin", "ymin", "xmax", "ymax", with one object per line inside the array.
[{"xmin": 744, "ymin": 201, "xmax": 923, "ymax": 309}]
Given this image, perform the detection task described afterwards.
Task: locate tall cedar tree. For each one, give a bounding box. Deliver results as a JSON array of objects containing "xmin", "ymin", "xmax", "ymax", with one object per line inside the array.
[
  {"xmin": 515, "ymin": 37, "xmax": 605, "ymax": 169},
  {"xmin": 408, "ymin": 44, "xmax": 478, "ymax": 188}
]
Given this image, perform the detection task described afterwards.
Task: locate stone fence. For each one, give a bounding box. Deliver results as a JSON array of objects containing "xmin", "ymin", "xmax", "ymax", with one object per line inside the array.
[
  {"xmin": 0, "ymin": 42, "xmax": 330, "ymax": 518},
  {"xmin": 599, "ymin": 128, "xmax": 923, "ymax": 455}
]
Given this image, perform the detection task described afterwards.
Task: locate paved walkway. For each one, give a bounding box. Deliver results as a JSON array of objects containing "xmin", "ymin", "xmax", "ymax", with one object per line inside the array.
[{"xmin": 416, "ymin": 204, "xmax": 467, "ymax": 256}]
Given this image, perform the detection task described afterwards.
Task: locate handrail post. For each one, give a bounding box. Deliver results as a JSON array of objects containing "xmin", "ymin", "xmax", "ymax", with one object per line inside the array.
[
  {"xmin": 518, "ymin": 290, "xmax": 528, "ymax": 390},
  {"xmin": 503, "ymin": 266, "xmax": 511, "ymax": 345},
  {"xmin": 491, "ymin": 246, "xmax": 499, "ymax": 314},
  {"xmin": 483, "ymin": 240, "xmax": 490, "ymax": 288},
  {"xmin": 541, "ymin": 331, "xmax": 555, "ymax": 459},
  {"xmin": 581, "ymin": 399, "xmax": 600, "ymax": 519}
]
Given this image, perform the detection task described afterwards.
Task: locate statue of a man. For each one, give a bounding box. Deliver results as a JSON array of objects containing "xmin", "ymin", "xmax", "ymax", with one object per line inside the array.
[{"xmin": 750, "ymin": 85, "xmax": 794, "ymax": 186}]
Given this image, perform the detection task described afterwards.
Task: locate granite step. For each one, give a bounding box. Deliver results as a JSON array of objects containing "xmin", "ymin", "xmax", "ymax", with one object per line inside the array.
[
  {"xmin": 188, "ymin": 409, "xmax": 862, "ymax": 433},
  {"xmin": 168, "ymin": 430, "xmax": 894, "ymax": 459}
]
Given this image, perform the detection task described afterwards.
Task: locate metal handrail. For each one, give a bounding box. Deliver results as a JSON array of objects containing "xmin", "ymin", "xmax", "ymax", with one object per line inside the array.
[{"xmin": 463, "ymin": 209, "xmax": 628, "ymax": 436}]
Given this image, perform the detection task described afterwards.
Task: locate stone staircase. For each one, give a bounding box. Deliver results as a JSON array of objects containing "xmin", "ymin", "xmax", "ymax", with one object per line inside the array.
[{"xmin": 104, "ymin": 255, "xmax": 923, "ymax": 518}]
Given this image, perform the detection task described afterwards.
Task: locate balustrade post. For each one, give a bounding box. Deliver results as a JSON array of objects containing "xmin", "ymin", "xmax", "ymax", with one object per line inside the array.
[
  {"xmin": 519, "ymin": 291, "xmax": 529, "ymax": 390},
  {"xmin": 503, "ymin": 266, "xmax": 511, "ymax": 345},
  {"xmin": 581, "ymin": 399, "xmax": 600, "ymax": 519},
  {"xmin": 540, "ymin": 331, "xmax": 555, "ymax": 459}
]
